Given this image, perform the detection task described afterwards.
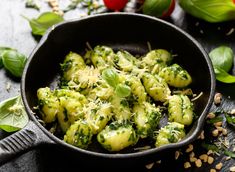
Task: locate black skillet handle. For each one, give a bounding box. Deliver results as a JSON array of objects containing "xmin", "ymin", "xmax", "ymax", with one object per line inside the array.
[{"xmin": 0, "ymin": 120, "xmax": 54, "ymax": 165}]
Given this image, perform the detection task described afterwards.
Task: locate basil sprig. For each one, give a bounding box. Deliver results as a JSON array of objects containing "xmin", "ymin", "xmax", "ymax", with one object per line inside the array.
[
  {"xmin": 0, "ymin": 95, "xmax": 28, "ymax": 132},
  {"xmin": 209, "ymin": 46, "xmax": 235, "ymax": 83},
  {"xmin": 102, "ymin": 68, "xmax": 131, "ymax": 97},
  {"xmin": 23, "ymin": 12, "xmax": 64, "ymax": 36}
]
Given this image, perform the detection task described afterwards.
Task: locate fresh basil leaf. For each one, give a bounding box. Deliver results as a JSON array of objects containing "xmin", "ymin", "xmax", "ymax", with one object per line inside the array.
[
  {"xmin": 115, "ymin": 84, "xmax": 131, "ymax": 98},
  {"xmin": 209, "ymin": 46, "xmax": 234, "ymax": 72},
  {"xmin": 23, "ymin": 12, "xmax": 64, "ymax": 36},
  {"xmin": 224, "ymin": 150, "xmax": 235, "ymax": 158},
  {"xmin": 102, "ymin": 68, "xmax": 119, "ymax": 88},
  {"xmin": 0, "ymin": 47, "xmax": 16, "ymax": 68},
  {"xmin": 0, "ymin": 95, "xmax": 28, "ymax": 132},
  {"xmin": 179, "ymin": 0, "xmax": 235, "ymax": 23},
  {"xmin": 2, "ymin": 50, "xmax": 27, "ymax": 77},
  {"xmin": 214, "ymin": 66, "xmax": 235, "ymax": 83}
]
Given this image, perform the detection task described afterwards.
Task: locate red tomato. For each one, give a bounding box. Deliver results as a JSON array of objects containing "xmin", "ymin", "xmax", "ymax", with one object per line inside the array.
[
  {"xmin": 103, "ymin": 0, "xmax": 129, "ymax": 11},
  {"xmin": 161, "ymin": 0, "xmax": 175, "ymax": 18}
]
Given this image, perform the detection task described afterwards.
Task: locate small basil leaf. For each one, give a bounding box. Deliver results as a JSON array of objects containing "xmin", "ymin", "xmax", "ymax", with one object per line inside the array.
[
  {"xmin": 2, "ymin": 50, "xmax": 27, "ymax": 77},
  {"xmin": 214, "ymin": 66, "xmax": 235, "ymax": 83},
  {"xmin": 102, "ymin": 68, "xmax": 119, "ymax": 88},
  {"xmin": 23, "ymin": 12, "xmax": 64, "ymax": 36},
  {"xmin": 0, "ymin": 95, "xmax": 28, "ymax": 132},
  {"xmin": 209, "ymin": 46, "xmax": 234, "ymax": 72},
  {"xmin": 0, "ymin": 47, "xmax": 16, "ymax": 68},
  {"xmin": 115, "ymin": 84, "xmax": 131, "ymax": 98}
]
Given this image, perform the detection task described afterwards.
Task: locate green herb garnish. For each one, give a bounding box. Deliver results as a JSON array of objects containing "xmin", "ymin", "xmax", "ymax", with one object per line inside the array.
[
  {"xmin": 23, "ymin": 12, "xmax": 64, "ymax": 36},
  {"xmin": 0, "ymin": 95, "xmax": 29, "ymax": 132},
  {"xmin": 25, "ymin": 0, "xmax": 40, "ymax": 10},
  {"xmin": 209, "ymin": 46, "xmax": 235, "ymax": 83},
  {"xmin": 2, "ymin": 49, "xmax": 27, "ymax": 77},
  {"xmin": 102, "ymin": 68, "xmax": 131, "ymax": 97}
]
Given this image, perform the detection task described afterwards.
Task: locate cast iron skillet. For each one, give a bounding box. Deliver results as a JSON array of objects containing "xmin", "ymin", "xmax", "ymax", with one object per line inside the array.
[{"xmin": 0, "ymin": 13, "xmax": 215, "ymax": 167}]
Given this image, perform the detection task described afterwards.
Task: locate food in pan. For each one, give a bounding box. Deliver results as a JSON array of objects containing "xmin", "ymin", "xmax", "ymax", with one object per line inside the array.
[{"xmin": 36, "ymin": 45, "xmax": 195, "ymax": 152}]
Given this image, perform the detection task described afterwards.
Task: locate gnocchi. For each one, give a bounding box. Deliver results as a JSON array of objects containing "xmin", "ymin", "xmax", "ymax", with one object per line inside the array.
[{"xmin": 37, "ymin": 45, "xmax": 196, "ymax": 152}]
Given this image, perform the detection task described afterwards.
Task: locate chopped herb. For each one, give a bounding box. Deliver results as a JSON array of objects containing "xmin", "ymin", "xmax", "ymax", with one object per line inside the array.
[
  {"xmin": 201, "ymin": 142, "xmax": 219, "ymax": 152},
  {"xmin": 206, "ymin": 116, "xmax": 223, "ymax": 124},
  {"xmin": 25, "ymin": 0, "xmax": 40, "ymax": 10}
]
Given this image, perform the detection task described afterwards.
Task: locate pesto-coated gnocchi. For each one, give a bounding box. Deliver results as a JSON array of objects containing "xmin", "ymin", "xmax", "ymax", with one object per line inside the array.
[
  {"xmin": 37, "ymin": 87, "xmax": 59, "ymax": 123},
  {"xmin": 159, "ymin": 64, "xmax": 192, "ymax": 88},
  {"xmin": 64, "ymin": 119, "xmax": 93, "ymax": 149},
  {"xmin": 142, "ymin": 49, "xmax": 172, "ymax": 74},
  {"xmin": 133, "ymin": 102, "xmax": 161, "ymax": 138},
  {"xmin": 155, "ymin": 122, "xmax": 185, "ymax": 147},
  {"xmin": 168, "ymin": 94, "xmax": 193, "ymax": 126},
  {"xmin": 37, "ymin": 45, "xmax": 196, "ymax": 152},
  {"xmin": 142, "ymin": 73, "xmax": 171, "ymax": 102},
  {"xmin": 97, "ymin": 121, "xmax": 138, "ymax": 152}
]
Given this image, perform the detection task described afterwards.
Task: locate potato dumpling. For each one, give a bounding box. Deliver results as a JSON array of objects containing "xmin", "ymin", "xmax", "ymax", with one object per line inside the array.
[
  {"xmin": 37, "ymin": 87, "xmax": 59, "ymax": 123},
  {"xmin": 142, "ymin": 73, "xmax": 171, "ymax": 102},
  {"xmin": 155, "ymin": 122, "xmax": 185, "ymax": 147},
  {"xmin": 61, "ymin": 52, "xmax": 86, "ymax": 81},
  {"xmin": 85, "ymin": 102, "xmax": 112, "ymax": 134},
  {"xmin": 64, "ymin": 119, "xmax": 93, "ymax": 149},
  {"xmin": 110, "ymin": 95, "xmax": 132, "ymax": 121},
  {"xmin": 142, "ymin": 49, "xmax": 172, "ymax": 74},
  {"xmin": 89, "ymin": 45, "xmax": 115, "ymax": 69},
  {"xmin": 133, "ymin": 102, "xmax": 162, "ymax": 138},
  {"xmin": 159, "ymin": 64, "xmax": 192, "ymax": 88},
  {"xmin": 97, "ymin": 121, "xmax": 138, "ymax": 152},
  {"xmin": 168, "ymin": 94, "xmax": 194, "ymax": 126}
]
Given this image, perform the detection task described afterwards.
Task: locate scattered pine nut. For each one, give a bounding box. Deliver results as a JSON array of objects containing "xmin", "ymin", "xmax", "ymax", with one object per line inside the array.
[
  {"xmin": 175, "ymin": 151, "xmax": 180, "ymax": 160},
  {"xmin": 199, "ymin": 154, "xmax": 208, "ymax": 162},
  {"xmin": 214, "ymin": 93, "xmax": 222, "ymax": 105},
  {"xmin": 207, "ymin": 150, "xmax": 214, "ymax": 155},
  {"xmin": 207, "ymin": 112, "xmax": 215, "ymax": 119},
  {"xmin": 195, "ymin": 159, "xmax": 202, "ymax": 167},
  {"xmin": 186, "ymin": 144, "xmax": 194, "ymax": 153},
  {"xmin": 216, "ymin": 127, "xmax": 223, "ymax": 132},
  {"xmin": 145, "ymin": 162, "xmax": 154, "ymax": 169},
  {"xmin": 225, "ymin": 156, "xmax": 231, "ymax": 161},
  {"xmin": 212, "ymin": 129, "xmax": 219, "ymax": 137},
  {"xmin": 208, "ymin": 156, "xmax": 214, "ymax": 164},
  {"xmin": 222, "ymin": 128, "xmax": 228, "ymax": 135},
  {"xmin": 184, "ymin": 162, "xmax": 191, "ymax": 169},
  {"xmin": 210, "ymin": 169, "xmax": 216, "ymax": 172},
  {"xmin": 189, "ymin": 152, "xmax": 195, "ymax": 158},
  {"xmin": 230, "ymin": 166, "xmax": 235, "ymax": 172},
  {"xmin": 230, "ymin": 109, "xmax": 235, "ymax": 115},
  {"xmin": 214, "ymin": 122, "xmax": 223, "ymax": 127},
  {"xmin": 198, "ymin": 130, "xmax": 205, "ymax": 140},
  {"xmin": 215, "ymin": 162, "xmax": 223, "ymax": 170},
  {"xmin": 190, "ymin": 157, "xmax": 197, "ymax": 162}
]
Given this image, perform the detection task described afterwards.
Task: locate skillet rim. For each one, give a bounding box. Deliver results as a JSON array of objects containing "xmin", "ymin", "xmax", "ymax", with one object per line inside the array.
[{"xmin": 21, "ymin": 12, "xmax": 216, "ymax": 159}]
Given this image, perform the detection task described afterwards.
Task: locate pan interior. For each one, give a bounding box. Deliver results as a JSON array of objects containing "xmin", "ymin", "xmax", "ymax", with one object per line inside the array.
[{"xmin": 23, "ymin": 13, "xmax": 213, "ymax": 154}]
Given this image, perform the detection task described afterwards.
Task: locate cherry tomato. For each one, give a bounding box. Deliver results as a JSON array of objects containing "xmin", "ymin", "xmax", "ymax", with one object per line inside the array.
[
  {"xmin": 103, "ymin": 0, "xmax": 128, "ymax": 11},
  {"xmin": 161, "ymin": 0, "xmax": 175, "ymax": 18}
]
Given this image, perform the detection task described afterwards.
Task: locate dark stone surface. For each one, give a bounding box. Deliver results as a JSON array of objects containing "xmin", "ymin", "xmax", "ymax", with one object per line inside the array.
[{"xmin": 0, "ymin": 0, "xmax": 235, "ymax": 171}]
